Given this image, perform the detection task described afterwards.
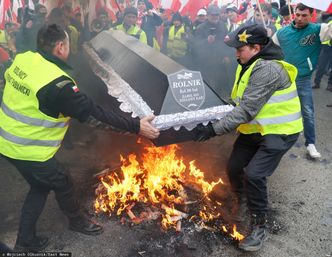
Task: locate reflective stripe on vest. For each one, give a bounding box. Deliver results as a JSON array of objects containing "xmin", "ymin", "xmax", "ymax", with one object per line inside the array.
[
  {"xmin": 249, "ymin": 111, "xmax": 302, "ymax": 126},
  {"xmin": 267, "ymin": 90, "xmax": 298, "ymax": 104},
  {"xmin": 1, "ymin": 102, "xmax": 68, "ymax": 128},
  {"xmin": 0, "ymin": 128, "xmax": 62, "ymax": 147},
  {"xmin": 232, "ymin": 59, "xmax": 303, "ymax": 135}
]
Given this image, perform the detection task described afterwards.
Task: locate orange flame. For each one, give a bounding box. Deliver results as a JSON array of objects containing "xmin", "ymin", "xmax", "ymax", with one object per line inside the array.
[
  {"xmin": 94, "ymin": 144, "xmax": 241, "ymax": 238},
  {"xmin": 230, "ymin": 224, "xmax": 245, "ymax": 241}
]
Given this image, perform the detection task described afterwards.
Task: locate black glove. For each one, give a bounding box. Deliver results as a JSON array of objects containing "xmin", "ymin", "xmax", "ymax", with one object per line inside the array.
[{"xmin": 194, "ymin": 123, "xmax": 217, "ymax": 142}]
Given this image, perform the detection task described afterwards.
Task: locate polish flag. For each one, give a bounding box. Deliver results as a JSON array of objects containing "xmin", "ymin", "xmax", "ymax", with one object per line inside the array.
[
  {"xmin": 328, "ymin": 2, "xmax": 332, "ymax": 13},
  {"xmin": 0, "ymin": 0, "xmax": 11, "ymax": 29},
  {"xmin": 12, "ymin": 0, "xmax": 24, "ymax": 23},
  {"xmin": 105, "ymin": 0, "xmax": 116, "ymax": 21},
  {"xmin": 161, "ymin": 0, "xmax": 212, "ymax": 20},
  {"xmin": 180, "ymin": 0, "xmax": 211, "ymax": 19},
  {"xmin": 72, "ymin": 85, "xmax": 80, "ymax": 93}
]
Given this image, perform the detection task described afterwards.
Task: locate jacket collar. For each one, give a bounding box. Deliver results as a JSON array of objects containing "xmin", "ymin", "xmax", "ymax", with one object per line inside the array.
[
  {"xmin": 291, "ymin": 21, "xmax": 310, "ymax": 30},
  {"xmin": 37, "ymin": 50, "xmax": 72, "ymax": 71}
]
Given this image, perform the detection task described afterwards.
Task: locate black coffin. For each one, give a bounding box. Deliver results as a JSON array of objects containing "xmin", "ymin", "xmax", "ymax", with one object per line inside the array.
[{"xmin": 82, "ymin": 30, "xmax": 232, "ymax": 146}]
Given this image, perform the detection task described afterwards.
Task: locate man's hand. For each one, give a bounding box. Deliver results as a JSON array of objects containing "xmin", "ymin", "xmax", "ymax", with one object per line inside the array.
[
  {"xmin": 194, "ymin": 123, "xmax": 217, "ymax": 142},
  {"xmin": 139, "ymin": 115, "xmax": 160, "ymax": 139}
]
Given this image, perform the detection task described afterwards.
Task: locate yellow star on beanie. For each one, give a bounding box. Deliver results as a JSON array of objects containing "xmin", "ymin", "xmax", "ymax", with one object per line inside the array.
[{"xmin": 238, "ymin": 30, "xmax": 252, "ymax": 43}]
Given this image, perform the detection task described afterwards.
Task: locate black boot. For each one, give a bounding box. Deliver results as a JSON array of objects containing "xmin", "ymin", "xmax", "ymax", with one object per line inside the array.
[
  {"xmin": 238, "ymin": 213, "xmax": 267, "ymax": 252},
  {"xmin": 14, "ymin": 236, "xmax": 49, "ymax": 252},
  {"xmin": 69, "ymin": 215, "xmax": 103, "ymax": 236}
]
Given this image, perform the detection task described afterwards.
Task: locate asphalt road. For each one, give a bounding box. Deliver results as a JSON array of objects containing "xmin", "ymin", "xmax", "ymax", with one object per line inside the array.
[{"xmin": 0, "ymin": 75, "xmax": 331, "ymax": 257}]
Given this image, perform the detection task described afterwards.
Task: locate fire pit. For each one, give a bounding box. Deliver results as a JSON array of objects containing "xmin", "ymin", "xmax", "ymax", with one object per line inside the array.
[{"xmin": 93, "ymin": 143, "xmax": 244, "ymax": 252}]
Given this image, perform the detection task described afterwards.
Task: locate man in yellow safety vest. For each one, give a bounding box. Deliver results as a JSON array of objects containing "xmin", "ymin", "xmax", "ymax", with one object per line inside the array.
[
  {"xmin": 115, "ymin": 6, "xmax": 147, "ymax": 44},
  {"xmin": 195, "ymin": 24, "xmax": 303, "ymax": 252},
  {"xmin": 0, "ymin": 24, "xmax": 159, "ymax": 252}
]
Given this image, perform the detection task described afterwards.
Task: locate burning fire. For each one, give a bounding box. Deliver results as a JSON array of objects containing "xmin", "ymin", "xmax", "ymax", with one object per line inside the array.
[{"xmin": 94, "ymin": 144, "xmax": 244, "ymax": 240}]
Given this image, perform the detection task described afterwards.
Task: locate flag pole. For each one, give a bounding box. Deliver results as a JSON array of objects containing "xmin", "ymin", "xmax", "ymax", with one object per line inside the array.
[
  {"xmin": 256, "ymin": 0, "xmax": 267, "ymax": 29},
  {"xmin": 287, "ymin": 0, "xmax": 293, "ymax": 21},
  {"xmin": 114, "ymin": 0, "xmax": 122, "ymax": 14}
]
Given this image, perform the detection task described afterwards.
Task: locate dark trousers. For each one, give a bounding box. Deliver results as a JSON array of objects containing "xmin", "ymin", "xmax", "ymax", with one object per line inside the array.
[
  {"xmin": 3, "ymin": 156, "xmax": 80, "ymax": 244},
  {"xmin": 314, "ymin": 45, "xmax": 332, "ymax": 87},
  {"xmin": 227, "ymin": 133, "xmax": 299, "ymax": 214}
]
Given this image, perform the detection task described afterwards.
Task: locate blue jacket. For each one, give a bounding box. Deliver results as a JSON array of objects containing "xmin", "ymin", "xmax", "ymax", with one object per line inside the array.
[{"xmin": 274, "ymin": 22, "xmax": 322, "ymax": 80}]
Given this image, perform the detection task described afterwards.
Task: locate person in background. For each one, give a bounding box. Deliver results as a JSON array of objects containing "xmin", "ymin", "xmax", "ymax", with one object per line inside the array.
[
  {"xmin": 195, "ymin": 24, "xmax": 303, "ymax": 252},
  {"xmin": 270, "ymin": 2, "xmax": 282, "ymax": 30},
  {"xmin": 166, "ymin": 12, "xmax": 188, "ymax": 62},
  {"xmin": 192, "ymin": 5, "xmax": 230, "ymax": 97},
  {"xmin": 156, "ymin": 8, "xmax": 171, "ymax": 52},
  {"xmin": 226, "ymin": 4, "xmax": 241, "ymax": 32},
  {"xmin": 193, "ymin": 8, "xmax": 207, "ymax": 33},
  {"xmin": 91, "ymin": 9, "xmax": 113, "ymax": 37},
  {"xmin": 0, "ymin": 24, "xmax": 159, "ymax": 252},
  {"xmin": 16, "ymin": 4, "xmax": 47, "ymax": 53},
  {"xmin": 279, "ymin": 5, "xmax": 293, "ymax": 27},
  {"xmin": 244, "ymin": 3, "xmax": 277, "ymax": 36},
  {"xmin": 220, "ymin": 5, "xmax": 229, "ymax": 23},
  {"xmin": 137, "ymin": 0, "xmax": 162, "ymax": 48},
  {"xmin": 272, "ymin": 3, "xmax": 332, "ymax": 159},
  {"xmin": 238, "ymin": 0, "xmax": 253, "ymax": 21},
  {"xmin": 115, "ymin": 7, "xmax": 147, "ymax": 44},
  {"xmin": 313, "ymin": 13, "xmax": 332, "ymax": 92}
]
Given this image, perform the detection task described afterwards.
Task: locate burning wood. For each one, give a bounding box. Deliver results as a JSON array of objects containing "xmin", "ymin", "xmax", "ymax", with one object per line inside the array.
[
  {"xmin": 126, "ymin": 209, "xmax": 136, "ymax": 220},
  {"xmin": 161, "ymin": 204, "xmax": 188, "ymax": 219},
  {"xmin": 94, "ymin": 144, "xmax": 244, "ymax": 241},
  {"xmin": 93, "ymin": 166, "xmax": 121, "ymax": 178}
]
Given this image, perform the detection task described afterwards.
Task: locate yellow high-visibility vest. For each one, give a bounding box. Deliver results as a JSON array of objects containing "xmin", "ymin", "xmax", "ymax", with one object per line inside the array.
[
  {"xmin": 0, "ymin": 51, "xmax": 72, "ymax": 161},
  {"xmin": 322, "ymin": 20, "xmax": 332, "ymax": 45},
  {"xmin": 115, "ymin": 24, "xmax": 147, "ymax": 44},
  {"xmin": 167, "ymin": 25, "xmax": 187, "ymax": 58},
  {"xmin": 0, "ymin": 30, "xmax": 7, "ymax": 45},
  {"xmin": 231, "ymin": 59, "xmax": 303, "ymax": 135}
]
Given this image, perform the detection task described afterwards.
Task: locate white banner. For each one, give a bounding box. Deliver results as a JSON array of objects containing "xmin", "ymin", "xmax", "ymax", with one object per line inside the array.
[{"xmin": 291, "ymin": 0, "xmax": 331, "ymax": 11}]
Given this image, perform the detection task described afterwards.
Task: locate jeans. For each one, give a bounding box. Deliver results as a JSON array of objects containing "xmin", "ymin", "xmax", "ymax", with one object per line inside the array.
[
  {"xmin": 296, "ymin": 78, "xmax": 316, "ymax": 146},
  {"xmin": 227, "ymin": 133, "xmax": 299, "ymax": 214}
]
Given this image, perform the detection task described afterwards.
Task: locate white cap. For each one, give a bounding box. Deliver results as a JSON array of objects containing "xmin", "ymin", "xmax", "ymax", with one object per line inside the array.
[{"xmin": 197, "ymin": 9, "xmax": 207, "ymax": 16}]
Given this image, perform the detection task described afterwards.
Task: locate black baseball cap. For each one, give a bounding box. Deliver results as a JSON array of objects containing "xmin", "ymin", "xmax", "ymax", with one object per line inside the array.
[
  {"xmin": 124, "ymin": 7, "xmax": 138, "ymax": 17},
  {"xmin": 225, "ymin": 24, "xmax": 268, "ymax": 48}
]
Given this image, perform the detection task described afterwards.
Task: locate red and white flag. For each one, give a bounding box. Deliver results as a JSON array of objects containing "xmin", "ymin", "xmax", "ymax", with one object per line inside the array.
[
  {"xmin": 180, "ymin": 0, "xmax": 211, "ymax": 19},
  {"xmin": 0, "ymin": 0, "xmax": 11, "ymax": 29},
  {"xmin": 12, "ymin": 0, "xmax": 22, "ymax": 23}
]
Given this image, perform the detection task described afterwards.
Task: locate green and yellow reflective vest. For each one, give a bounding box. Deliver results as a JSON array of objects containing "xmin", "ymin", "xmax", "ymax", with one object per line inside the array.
[
  {"xmin": 0, "ymin": 51, "xmax": 72, "ymax": 161},
  {"xmin": 0, "ymin": 30, "xmax": 7, "ymax": 45},
  {"xmin": 115, "ymin": 24, "xmax": 147, "ymax": 44},
  {"xmin": 322, "ymin": 20, "xmax": 332, "ymax": 45},
  {"xmin": 231, "ymin": 59, "xmax": 303, "ymax": 135},
  {"xmin": 167, "ymin": 25, "xmax": 187, "ymax": 58}
]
